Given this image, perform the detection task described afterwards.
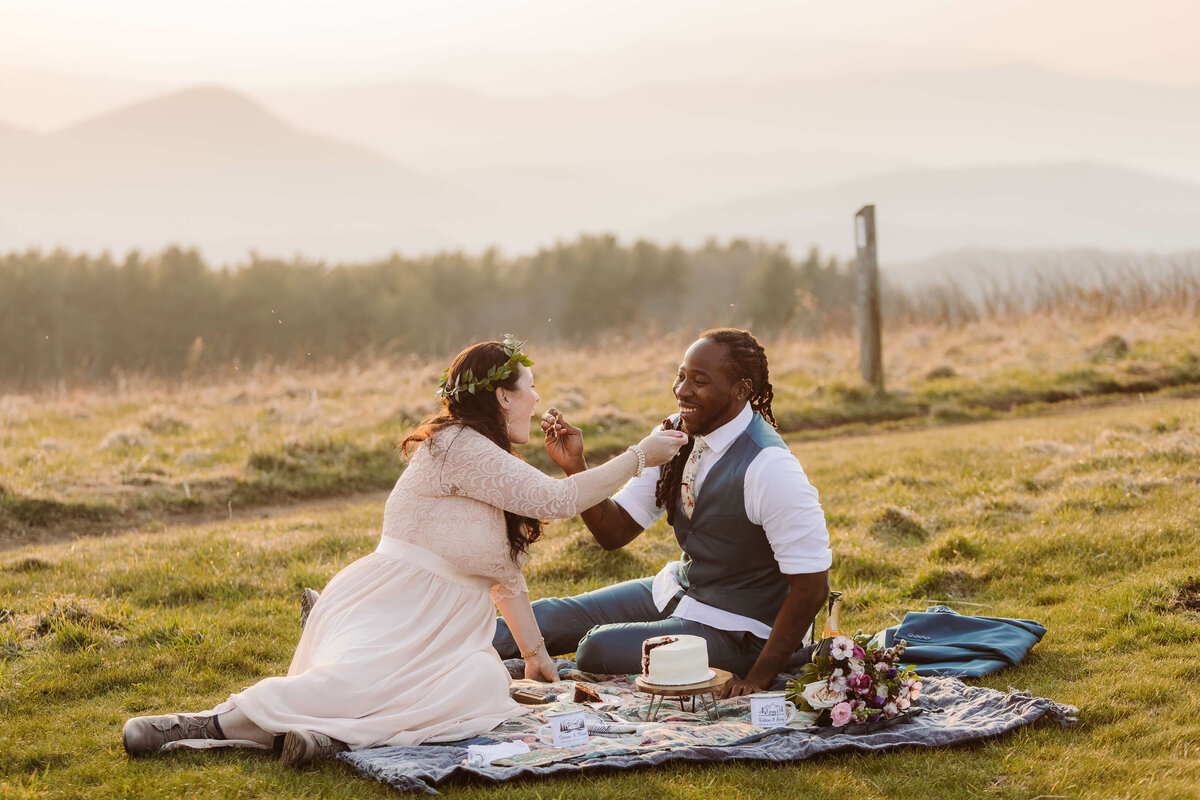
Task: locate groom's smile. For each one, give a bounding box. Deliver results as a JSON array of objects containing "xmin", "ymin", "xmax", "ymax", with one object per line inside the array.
[{"xmin": 673, "ymin": 338, "xmax": 747, "ymax": 436}]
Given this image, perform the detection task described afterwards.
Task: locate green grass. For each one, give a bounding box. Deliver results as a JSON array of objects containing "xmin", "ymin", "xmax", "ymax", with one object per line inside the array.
[{"xmin": 3, "ymin": 397, "xmax": 1200, "ymax": 798}]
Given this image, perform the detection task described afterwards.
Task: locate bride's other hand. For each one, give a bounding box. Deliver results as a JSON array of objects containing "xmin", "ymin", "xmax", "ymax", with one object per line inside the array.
[
  {"xmin": 637, "ymin": 428, "xmax": 687, "ymax": 467},
  {"xmin": 525, "ymin": 650, "xmax": 558, "ymax": 683},
  {"xmin": 541, "ymin": 407, "xmax": 585, "ymax": 473}
]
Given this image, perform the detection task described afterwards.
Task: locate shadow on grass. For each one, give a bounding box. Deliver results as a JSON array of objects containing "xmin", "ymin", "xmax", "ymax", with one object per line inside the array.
[{"xmin": 0, "ymin": 488, "xmax": 117, "ymax": 536}]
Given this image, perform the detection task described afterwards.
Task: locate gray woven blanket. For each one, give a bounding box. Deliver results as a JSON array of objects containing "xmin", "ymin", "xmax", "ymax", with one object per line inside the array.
[{"xmin": 338, "ymin": 665, "xmax": 1076, "ymax": 795}]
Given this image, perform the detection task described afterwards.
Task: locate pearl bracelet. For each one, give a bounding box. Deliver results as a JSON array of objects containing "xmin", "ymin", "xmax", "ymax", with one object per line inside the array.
[
  {"xmin": 628, "ymin": 445, "xmax": 646, "ymax": 477},
  {"xmin": 521, "ymin": 636, "xmax": 545, "ymax": 660}
]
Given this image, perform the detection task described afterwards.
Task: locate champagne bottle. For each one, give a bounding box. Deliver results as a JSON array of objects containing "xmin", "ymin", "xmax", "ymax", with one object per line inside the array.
[{"xmin": 813, "ymin": 591, "xmax": 843, "ymax": 661}]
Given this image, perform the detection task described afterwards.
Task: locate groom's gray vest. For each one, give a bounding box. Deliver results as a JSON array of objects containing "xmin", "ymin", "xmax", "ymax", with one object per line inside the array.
[{"xmin": 672, "ymin": 413, "xmax": 790, "ymax": 628}]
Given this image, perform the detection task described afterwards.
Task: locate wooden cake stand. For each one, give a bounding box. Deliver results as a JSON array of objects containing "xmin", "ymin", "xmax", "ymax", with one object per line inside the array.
[{"xmin": 635, "ymin": 668, "xmax": 732, "ymax": 721}]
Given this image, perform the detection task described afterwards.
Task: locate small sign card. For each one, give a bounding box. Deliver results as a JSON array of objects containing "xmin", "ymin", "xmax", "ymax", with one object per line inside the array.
[
  {"xmin": 537, "ymin": 710, "xmax": 589, "ymax": 748},
  {"xmin": 750, "ymin": 691, "xmax": 798, "ymax": 727}
]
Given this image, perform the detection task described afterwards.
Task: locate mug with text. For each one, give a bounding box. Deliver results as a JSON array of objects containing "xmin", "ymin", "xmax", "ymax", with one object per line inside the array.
[
  {"xmin": 537, "ymin": 710, "xmax": 588, "ymax": 747},
  {"xmin": 750, "ymin": 691, "xmax": 798, "ymax": 727}
]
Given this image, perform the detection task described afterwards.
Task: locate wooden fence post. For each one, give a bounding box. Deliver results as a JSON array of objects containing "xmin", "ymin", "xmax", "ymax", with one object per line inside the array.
[{"xmin": 855, "ymin": 205, "xmax": 884, "ymax": 392}]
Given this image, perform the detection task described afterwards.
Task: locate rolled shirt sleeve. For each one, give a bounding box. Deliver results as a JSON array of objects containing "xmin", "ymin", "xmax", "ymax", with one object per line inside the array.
[
  {"xmin": 746, "ymin": 447, "xmax": 833, "ymax": 574},
  {"xmin": 611, "ymin": 464, "xmax": 665, "ymax": 531}
]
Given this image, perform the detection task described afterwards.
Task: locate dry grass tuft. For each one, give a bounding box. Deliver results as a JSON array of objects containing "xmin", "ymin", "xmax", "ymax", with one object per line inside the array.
[{"xmin": 870, "ymin": 507, "xmax": 930, "ymax": 544}]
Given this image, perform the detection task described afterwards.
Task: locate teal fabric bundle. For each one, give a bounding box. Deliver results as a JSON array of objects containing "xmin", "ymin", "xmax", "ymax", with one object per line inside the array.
[{"xmin": 874, "ymin": 605, "xmax": 1047, "ymax": 677}]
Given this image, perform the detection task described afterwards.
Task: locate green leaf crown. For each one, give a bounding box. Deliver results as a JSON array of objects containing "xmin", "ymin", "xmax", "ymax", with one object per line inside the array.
[{"xmin": 436, "ymin": 334, "xmax": 534, "ymax": 402}]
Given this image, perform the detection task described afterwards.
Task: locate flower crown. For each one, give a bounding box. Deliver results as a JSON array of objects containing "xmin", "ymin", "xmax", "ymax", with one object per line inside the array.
[{"xmin": 436, "ymin": 334, "xmax": 534, "ymax": 402}]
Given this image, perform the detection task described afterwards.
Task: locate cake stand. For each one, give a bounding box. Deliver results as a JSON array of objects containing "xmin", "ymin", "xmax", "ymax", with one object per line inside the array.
[{"xmin": 635, "ymin": 668, "xmax": 732, "ymax": 721}]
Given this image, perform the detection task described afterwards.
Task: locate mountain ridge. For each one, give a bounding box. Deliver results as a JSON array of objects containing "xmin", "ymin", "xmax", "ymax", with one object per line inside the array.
[
  {"xmin": 0, "ymin": 85, "xmax": 464, "ymax": 262},
  {"xmin": 644, "ymin": 161, "xmax": 1200, "ymax": 260}
]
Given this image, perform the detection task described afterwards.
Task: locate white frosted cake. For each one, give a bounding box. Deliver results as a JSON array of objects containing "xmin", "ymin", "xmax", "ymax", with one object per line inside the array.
[{"xmin": 640, "ymin": 635, "xmax": 712, "ymax": 685}]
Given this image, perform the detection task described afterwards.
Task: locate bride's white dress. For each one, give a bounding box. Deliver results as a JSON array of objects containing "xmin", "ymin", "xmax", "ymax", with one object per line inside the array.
[{"xmin": 210, "ymin": 425, "xmax": 627, "ymax": 749}]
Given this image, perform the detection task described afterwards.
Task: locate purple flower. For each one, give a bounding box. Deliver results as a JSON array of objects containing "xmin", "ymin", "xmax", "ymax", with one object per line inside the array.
[
  {"xmin": 848, "ymin": 672, "xmax": 872, "ymax": 692},
  {"xmin": 852, "ymin": 644, "xmax": 866, "ymax": 659},
  {"xmin": 886, "ymin": 668, "xmax": 898, "ymax": 679}
]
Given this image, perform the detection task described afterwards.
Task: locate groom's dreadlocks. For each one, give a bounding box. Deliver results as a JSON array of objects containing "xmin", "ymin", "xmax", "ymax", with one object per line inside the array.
[{"xmin": 654, "ymin": 329, "xmax": 777, "ymax": 526}]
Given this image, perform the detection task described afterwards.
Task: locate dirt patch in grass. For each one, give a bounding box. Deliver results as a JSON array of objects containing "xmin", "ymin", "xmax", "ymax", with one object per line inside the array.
[{"xmin": 1168, "ymin": 578, "xmax": 1200, "ymax": 613}]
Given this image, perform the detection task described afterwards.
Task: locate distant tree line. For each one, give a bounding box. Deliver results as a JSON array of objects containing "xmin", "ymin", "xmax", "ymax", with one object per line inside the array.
[{"xmin": 0, "ymin": 236, "xmax": 856, "ymax": 388}]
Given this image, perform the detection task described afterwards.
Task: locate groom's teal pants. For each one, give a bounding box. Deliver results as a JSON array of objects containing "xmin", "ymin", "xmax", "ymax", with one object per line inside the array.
[{"xmin": 492, "ymin": 577, "xmax": 767, "ymax": 677}]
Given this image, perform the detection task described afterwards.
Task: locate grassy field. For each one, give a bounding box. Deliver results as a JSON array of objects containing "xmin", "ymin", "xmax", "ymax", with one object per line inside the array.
[
  {"xmin": 4, "ymin": 311, "xmax": 1199, "ymax": 543},
  {"xmin": 2, "ymin": 314, "xmax": 1200, "ymax": 798}
]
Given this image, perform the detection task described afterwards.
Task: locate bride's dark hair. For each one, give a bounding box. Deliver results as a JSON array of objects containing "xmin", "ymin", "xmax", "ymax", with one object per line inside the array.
[{"xmin": 402, "ymin": 341, "xmax": 543, "ymax": 561}]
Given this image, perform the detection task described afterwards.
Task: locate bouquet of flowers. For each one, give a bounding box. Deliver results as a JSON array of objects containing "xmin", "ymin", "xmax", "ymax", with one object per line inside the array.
[{"xmin": 785, "ymin": 631, "xmax": 922, "ymax": 729}]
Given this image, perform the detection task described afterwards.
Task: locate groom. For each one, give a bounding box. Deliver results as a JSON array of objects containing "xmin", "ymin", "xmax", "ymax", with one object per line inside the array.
[{"xmin": 493, "ymin": 328, "xmax": 831, "ymax": 698}]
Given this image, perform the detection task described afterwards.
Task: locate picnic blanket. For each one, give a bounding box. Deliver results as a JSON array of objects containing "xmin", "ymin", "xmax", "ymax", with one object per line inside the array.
[{"xmin": 338, "ymin": 661, "xmax": 1077, "ymax": 795}]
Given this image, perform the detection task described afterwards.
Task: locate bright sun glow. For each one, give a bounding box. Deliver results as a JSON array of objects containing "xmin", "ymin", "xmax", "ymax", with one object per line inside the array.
[{"xmin": 1, "ymin": 0, "xmax": 1197, "ymax": 89}]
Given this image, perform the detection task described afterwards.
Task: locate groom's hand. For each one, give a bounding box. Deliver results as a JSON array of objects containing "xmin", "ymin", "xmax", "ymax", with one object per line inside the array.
[
  {"xmin": 719, "ymin": 676, "xmax": 764, "ymax": 699},
  {"xmin": 541, "ymin": 407, "xmax": 585, "ymax": 474}
]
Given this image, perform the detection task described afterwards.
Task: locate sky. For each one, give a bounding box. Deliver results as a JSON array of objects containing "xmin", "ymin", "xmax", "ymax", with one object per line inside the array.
[
  {"xmin": 2, "ymin": 0, "xmax": 1198, "ymax": 264},
  {"xmin": 2, "ymin": 0, "xmax": 1199, "ymax": 93}
]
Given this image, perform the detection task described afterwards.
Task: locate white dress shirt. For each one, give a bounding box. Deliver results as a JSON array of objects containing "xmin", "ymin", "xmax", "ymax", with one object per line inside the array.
[{"xmin": 612, "ymin": 404, "xmax": 832, "ymax": 639}]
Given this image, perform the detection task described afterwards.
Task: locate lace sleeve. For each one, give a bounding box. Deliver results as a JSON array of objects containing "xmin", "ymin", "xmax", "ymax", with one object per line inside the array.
[
  {"xmin": 491, "ymin": 570, "xmax": 529, "ymax": 602},
  {"xmin": 433, "ymin": 427, "xmax": 638, "ymax": 519}
]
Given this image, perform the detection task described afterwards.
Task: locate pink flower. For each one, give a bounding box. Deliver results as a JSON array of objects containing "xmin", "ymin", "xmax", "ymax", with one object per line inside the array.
[
  {"xmin": 852, "ymin": 644, "xmax": 866, "ymax": 659},
  {"xmin": 829, "ymin": 636, "xmax": 854, "ymax": 659},
  {"xmin": 830, "ymin": 702, "xmax": 853, "ymax": 726},
  {"xmin": 848, "ymin": 671, "xmax": 872, "ymax": 692},
  {"xmin": 909, "ymin": 681, "xmax": 922, "ymax": 701},
  {"xmin": 883, "ymin": 702, "xmax": 899, "ymax": 718},
  {"xmin": 874, "ymin": 661, "xmax": 889, "ymax": 674},
  {"xmin": 897, "ymin": 696, "xmax": 911, "ymax": 710}
]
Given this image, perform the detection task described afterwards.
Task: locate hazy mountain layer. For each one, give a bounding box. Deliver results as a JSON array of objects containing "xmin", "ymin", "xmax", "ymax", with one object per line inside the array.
[
  {"xmin": 0, "ymin": 87, "xmax": 469, "ymax": 261},
  {"xmin": 2, "ymin": 75, "xmax": 1199, "ymax": 264},
  {"xmin": 648, "ymin": 162, "xmax": 1200, "ymax": 261}
]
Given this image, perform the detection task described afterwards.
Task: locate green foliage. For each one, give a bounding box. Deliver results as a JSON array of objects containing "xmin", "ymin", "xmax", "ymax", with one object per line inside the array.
[{"xmin": 0, "ymin": 239, "xmax": 857, "ymax": 389}]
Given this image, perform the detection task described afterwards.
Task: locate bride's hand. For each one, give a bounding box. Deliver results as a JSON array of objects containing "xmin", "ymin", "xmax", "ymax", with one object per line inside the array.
[
  {"xmin": 636, "ymin": 428, "xmax": 688, "ymax": 467},
  {"xmin": 525, "ymin": 650, "xmax": 559, "ymax": 683},
  {"xmin": 541, "ymin": 408, "xmax": 585, "ymax": 473}
]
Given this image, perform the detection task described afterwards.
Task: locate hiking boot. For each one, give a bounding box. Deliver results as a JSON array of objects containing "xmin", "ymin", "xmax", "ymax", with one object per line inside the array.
[
  {"xmin": 299, "ymin": 588, "xmax": 320, "ymax": 630},
  {"xmin": 123, "ymin": 713, "xmax": 223, "ymax": 756},
  {"xmin": 280, "ymin": 729, "xmax": 348, "ymax": 767}
]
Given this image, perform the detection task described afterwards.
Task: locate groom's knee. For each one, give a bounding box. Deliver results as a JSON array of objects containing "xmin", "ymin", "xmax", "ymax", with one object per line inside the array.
[{"xmin": 576, "ymin": 625, "xmax": 638, "ymax": 674}]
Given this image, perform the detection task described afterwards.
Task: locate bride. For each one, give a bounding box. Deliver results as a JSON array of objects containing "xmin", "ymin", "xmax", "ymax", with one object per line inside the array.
[{"xmin": 122, "ymin": 336, "xmax": 685, "ymax": 765}]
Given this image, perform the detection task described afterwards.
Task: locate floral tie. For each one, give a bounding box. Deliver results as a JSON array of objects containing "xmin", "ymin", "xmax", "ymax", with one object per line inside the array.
[{"xmin": 680, "ymin": 436, "xmax": 707, "ymax": 519}]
